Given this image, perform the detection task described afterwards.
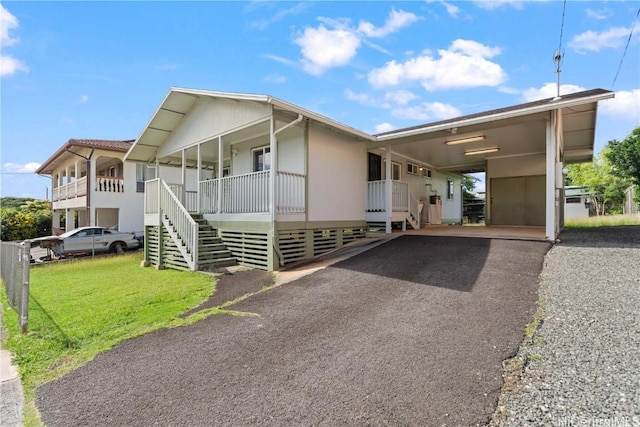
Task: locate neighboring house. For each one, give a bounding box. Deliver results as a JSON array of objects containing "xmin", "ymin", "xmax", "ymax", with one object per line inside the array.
[
  {"xmin": 35, "ymin": 139, "xmax": 198, "ymax": 234},
  {"xmin": 124, "ymin": 87, "xmax": 613, "ymax": 271},
  {"xmin": 564, "ymin": 186, "xmax": 591, "ymax": 220},
  {"xmin": 624, "ymin": 185, "xmax": 638, "ymax": 215}
]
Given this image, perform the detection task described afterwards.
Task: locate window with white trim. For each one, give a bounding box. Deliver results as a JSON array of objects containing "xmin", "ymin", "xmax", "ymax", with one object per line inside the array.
[
  {"xmin": 447, "ymin": 179, "xmax": 455, "ymax": 200},
  {"xmin": 252, "ymin": 146, "xmax": 271, "ymax": 172},
  {"xmin": 407, "ymin": 162, "xmax": 419, "ymax": 175},
  {"xmin": 420, "ymin": 167, "xmax": 432, "ymax": 178},
  {"xmin": 136, "ymin": 164, "xmax": 156, "ymax": 192},
  {"xmin": 383, "ymin": 160, "xmax": 401, "ymax": 181}
]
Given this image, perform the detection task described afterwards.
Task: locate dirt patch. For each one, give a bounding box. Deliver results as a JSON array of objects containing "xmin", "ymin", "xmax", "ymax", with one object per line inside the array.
[{"xmin": 180, "ymin": 269, "xmax": 273, "ymax": 318}]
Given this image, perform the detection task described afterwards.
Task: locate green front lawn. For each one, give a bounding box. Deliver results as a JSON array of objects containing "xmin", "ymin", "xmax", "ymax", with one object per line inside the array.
[
  {"xmin": 1, "ymin": 253, "xmax": 216, "ymax": 426},
  {"xmin": 565, "ymin": 213, "xmax": 640, "ymax": 228}
]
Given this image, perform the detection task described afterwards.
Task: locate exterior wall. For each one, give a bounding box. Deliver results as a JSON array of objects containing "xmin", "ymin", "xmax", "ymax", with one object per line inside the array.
[
  {"xmin": 96, "ymin": 208, "xmax": 119, "ymax": 228},
  {"xmin": 487, "ymin": 154, "xmax": 545, "ymax": 178},
  {"xmin": 366, "ymin": 149, "xmax": 462, "ymax": 224},
  {"xmin": 564, "ymin": 197, "xmax": 589, "ymax": 220},
  {"xmin": 308, "ymin": 124, "xmax": 367, "ymax": 222},
  {"xmin": 158, "ymin": 98, "xmax": 271, "ymax": 157},
  {"xmin": 432, "ymin": 171, "xmax": 462, "ymax": 224}
]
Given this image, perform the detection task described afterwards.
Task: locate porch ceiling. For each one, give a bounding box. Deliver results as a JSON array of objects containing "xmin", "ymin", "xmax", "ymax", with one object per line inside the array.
[{"xmin": 368, "ymin": 89, "xmax": 614, "ymax": 173}]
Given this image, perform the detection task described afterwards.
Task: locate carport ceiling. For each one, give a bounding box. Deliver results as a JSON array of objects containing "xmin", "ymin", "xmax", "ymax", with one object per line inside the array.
[{"xmin": 369, "ymin": 89, "xmax": 613, "ymax": 173}]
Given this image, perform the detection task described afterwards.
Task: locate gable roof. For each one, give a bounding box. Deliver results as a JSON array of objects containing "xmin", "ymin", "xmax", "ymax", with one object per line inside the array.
[
  {"xmin": 36, "ymin": 139, "xmax": 134, "ymax": 175},
  {"xmin": 124, "ymin": 87, "xmax": 374, "ymax": 163}
]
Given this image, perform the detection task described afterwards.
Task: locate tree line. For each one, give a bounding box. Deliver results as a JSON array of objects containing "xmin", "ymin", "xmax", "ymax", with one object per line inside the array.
[
  {"xmin": 566, "ymin": 126, "xmax": 639, "ymax": 215},
  {"xmin": 0, "ymin": 198, "xmax": 53, "ymax": 241}
]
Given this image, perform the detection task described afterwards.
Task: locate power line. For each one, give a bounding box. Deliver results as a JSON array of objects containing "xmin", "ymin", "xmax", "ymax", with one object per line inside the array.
[{"xmin": 612, "ymin": 6, "xmax": 640, "ymax": 89}]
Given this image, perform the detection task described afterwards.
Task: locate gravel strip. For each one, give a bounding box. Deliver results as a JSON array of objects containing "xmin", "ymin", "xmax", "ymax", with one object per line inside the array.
[{"xmin": 492, "ymin": 227, "xmax": 640, "ymax": 426}]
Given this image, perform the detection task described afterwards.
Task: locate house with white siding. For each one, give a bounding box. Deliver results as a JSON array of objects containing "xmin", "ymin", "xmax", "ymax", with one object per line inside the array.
[{"xmin": 124, "ymin": 87, "xmax": 613, "ymax": 271}]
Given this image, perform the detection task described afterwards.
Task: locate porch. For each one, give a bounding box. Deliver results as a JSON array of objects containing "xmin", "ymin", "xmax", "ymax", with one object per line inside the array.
[{"xmin": 366, "ymin": 180, "xmax": 422, "ymax": 231}]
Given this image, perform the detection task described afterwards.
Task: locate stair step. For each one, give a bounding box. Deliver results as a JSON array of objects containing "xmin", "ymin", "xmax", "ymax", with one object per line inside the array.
[
  {"xmin": 198, "ymin": 243, "xmax": 227, "ymax": 251},
  {"xmin": 197, "ymin": 257, "xmax": 237, "ymax": 268},
  {"xmin": 197, "ymin": 250, "xmax": 232, "ymax": 260}
]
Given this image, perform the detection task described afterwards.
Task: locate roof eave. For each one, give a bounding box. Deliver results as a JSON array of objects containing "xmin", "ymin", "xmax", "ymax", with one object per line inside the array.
[{"xmin": 374, "ymin": 91, "xmax": 615, "ymax": 143}]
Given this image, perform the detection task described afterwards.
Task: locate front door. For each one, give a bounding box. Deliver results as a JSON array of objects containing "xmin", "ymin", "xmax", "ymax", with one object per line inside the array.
[{"xmin": 368, "ymin": 152, "xmax": 382, "ymax": 181}]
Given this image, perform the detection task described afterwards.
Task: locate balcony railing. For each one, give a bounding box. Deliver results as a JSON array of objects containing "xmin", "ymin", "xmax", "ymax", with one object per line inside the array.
[
  {"xmin": 96, "ymin": 176, "xmax": 124, "ymax": 193},
  {"xmin": 52, "ymin": 176, "xmax": 88, "ymax": 201}
]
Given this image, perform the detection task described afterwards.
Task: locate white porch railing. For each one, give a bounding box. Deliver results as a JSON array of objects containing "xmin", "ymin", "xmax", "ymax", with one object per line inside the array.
[
  {"xmin": 367, "ymin": 180, "xmax": 409, "ymax": 212},
  {"xmin": 221, "ymin": 171, "xmax": 270, "ymax": 213},
  {"xmin": 196, "ymin": 171, "xmax": 305, "ymax": 215},
  {"xmin": 96, "ymin": 176, "xmax": 124, "ymax": 193},
  {"xmin": 199, "ymin": 179, "xmax": 218, "ymax": 214},
  {"xmin": 392, "ymin": 181, "xmax": 408, "ymax": 212},
  {"xmin": 161, "ymin": 180, "xmax": 198, "ymax": 270},
  {"xmin": 367, "ymin": 180, "xmax": 385, "ymax": 212},
  {"xmin": 145, "ymin": 178, "xmax": 160, "ymax": 215},
  {"xmin": 52, "ymin": 176, "xmax": 88, "ymax": 201},
  {"xmin": 277, "ymin": 171, "xmax": 305, "ymax": 214}
]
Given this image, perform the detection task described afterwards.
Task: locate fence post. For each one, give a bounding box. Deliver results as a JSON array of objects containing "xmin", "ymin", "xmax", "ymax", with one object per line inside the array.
[{"xmin": 20, "ymin": 240, "xmax": 30, "ymax": 333}]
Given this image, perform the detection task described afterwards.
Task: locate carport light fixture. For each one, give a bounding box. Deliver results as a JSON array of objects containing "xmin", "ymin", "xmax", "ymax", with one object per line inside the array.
[
  {"xmin": 464, "ymin": 147, "xmax": 499, "ymax": 156},
  {"xmin": 445, "ymin": 135, "xmax": 485, "ymax": 145}
]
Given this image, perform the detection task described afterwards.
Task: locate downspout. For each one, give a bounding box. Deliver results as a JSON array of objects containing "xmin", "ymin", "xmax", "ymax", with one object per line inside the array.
[{"xmin": 271, "ymin": 113, "xmax": 304, "ymax": 268}]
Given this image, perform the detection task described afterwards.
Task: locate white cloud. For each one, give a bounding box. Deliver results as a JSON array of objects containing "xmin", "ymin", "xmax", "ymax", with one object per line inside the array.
[
  {"xmin": 600, "ymin": 89, "xmax": 640, "ymax": 122},
  {"xmin": 0, "ymin": 5, "xmax": 28, "ymax": 77},
  {"xmin": 265, "ymin": 74, "xmax": 286, "ymax": 83},
  {"xmin": 262, "ymin": 54, "xmax": 297, "ymax": 67},
  {"xmin": 569, "ymin": 26, "xmax": 635, "ymax": 53},
  {"xmin": 368, "ymin": 39, "xmax": 506, "ymax": 91},
  {"xmin": 3, "ymin": 162, "xmax": 41, "ymax": 173},
  {"xmin": 375, "ymin": 122, "xmax": 396, "ymax": 133},
  {"xmin": 521, "ymin": 82, "xmax": 585, "ymax": 102},
  {"xmin": 294, "ymin": 24, "xmax": 361, "ymax": 75},
  {"xmin": 498, "ymin": 86, "xmax": 521, "ymax": 95},
  {"xmin": 586, "ymin": 8, "xmax": 612, "ymax": 20},
  {"xmin": 358, "ymin": 8, "xmax": 421, "ymax": 38},
  {"xmin": 472, "ymin": 0, "xmax": 525, "ymax": 10},
  {"xmin": 523, "ymin": 83, "xmax": 584, "ymax": 102},
  {"xmin": 344, "ymin": 88, "xmax": 389, "ymax": 108},
  {"xmin": 79, "ymin": 95, "xmax": 89, "ymax": 104},
  {"xmin": 0, "ymin": 4, "xmax": 18, "ymax": 46},
  {"xmin": 248, "ymin": 3, "xmax": 310, "ymax": 30},
  {"xmin": 392, "ymin": 102, "xmax": 461, "ymax": 121},
  {"xmin": 442, "ymin": 2, "xmax": 461, "ymax": 18},
  {"xmin": 384, "ymin": 90, "xmax": 418, "ymax": 105},
  {"xmin": 1, "ymin": 55, "xmax": 28, "ymax": 76}
]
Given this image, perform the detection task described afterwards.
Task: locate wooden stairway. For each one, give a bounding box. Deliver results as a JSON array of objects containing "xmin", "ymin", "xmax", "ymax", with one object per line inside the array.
[{"xmin": 190, "ymin": 214, "xmax": 237, "ymax": 270}]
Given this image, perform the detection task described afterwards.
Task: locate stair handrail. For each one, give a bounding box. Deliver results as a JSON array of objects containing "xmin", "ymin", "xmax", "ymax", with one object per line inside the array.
[
  {"xmin": 409, "ymin": 191, "xmax": 421, "ymax": 229},
  {"xmin": 159, "ymin": 179, "xmax": 198, "ymax": 270}
]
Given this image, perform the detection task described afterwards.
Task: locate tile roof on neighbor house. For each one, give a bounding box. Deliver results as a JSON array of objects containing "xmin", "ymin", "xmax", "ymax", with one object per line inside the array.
[{"xmin": 36, "ymin": 139, "xmax": 135, "ymax": 175}]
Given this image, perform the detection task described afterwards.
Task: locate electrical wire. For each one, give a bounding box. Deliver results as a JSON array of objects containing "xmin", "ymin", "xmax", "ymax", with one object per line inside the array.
[
  {"xmin": 612, "ymin": 6, "xmax": 640, "ymax": 89},
  {"xmin": 558, "ymin": 0, "xmax": 567, "ymax": 55}
]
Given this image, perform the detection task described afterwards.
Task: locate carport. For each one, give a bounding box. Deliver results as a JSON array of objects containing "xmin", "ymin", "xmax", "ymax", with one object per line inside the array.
[{"xmin": 370, "ymin": 89, "xmax": 614, "ymax": 241}]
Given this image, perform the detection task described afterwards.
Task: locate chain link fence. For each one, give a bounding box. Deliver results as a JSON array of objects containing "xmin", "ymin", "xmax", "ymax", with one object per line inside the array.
[{"xmin": 1, "ymin": 241, "xmax": 30, "ymax": 333}]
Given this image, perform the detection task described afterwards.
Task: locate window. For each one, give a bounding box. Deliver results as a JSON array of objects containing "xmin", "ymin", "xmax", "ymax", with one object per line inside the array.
[
  {"xmin": 447, "ymin": 179, "xmax": 455, "ymax": 200},
  {"xmin": 566, "ymin": 197, "xmax": 581, "ymax": 204},
  {"xmin": 407, "ymin": 162, "xmax": 419, "ymax": 175},
  {"xmin": 136, "ymin": 164, "xmax": 156, "ymax": 192},
  {"xmin": 383, "ymin": 160, "xmax": 401, "ymax": 181},
  {"xmin": 420, "ymin": 167, "xmax": 432, "ymax": 178},
  {"xmin": 252, "ymin": 146, "xmax": 271, "ymax": 172}
]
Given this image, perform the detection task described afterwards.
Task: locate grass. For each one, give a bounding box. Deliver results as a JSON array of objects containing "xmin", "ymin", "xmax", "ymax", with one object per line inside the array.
[
  {"xmin": 565, "ymin": 213, "xmax": 640, "ymax": 228},
  {"xmin": 1, "ymin": 252, "xmax": 218, "ymax": 426}
]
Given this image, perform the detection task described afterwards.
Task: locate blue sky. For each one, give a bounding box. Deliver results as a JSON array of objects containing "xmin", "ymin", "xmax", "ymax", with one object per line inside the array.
[{"xmin": 1, "ymin": 1, "xmax": 639, "ymax": 199}]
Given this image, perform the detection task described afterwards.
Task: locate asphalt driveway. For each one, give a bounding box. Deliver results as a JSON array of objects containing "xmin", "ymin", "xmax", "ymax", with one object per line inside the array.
[{"xmin": 37, "ymin": 235, "xmax": 550, "ymax": 426}]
